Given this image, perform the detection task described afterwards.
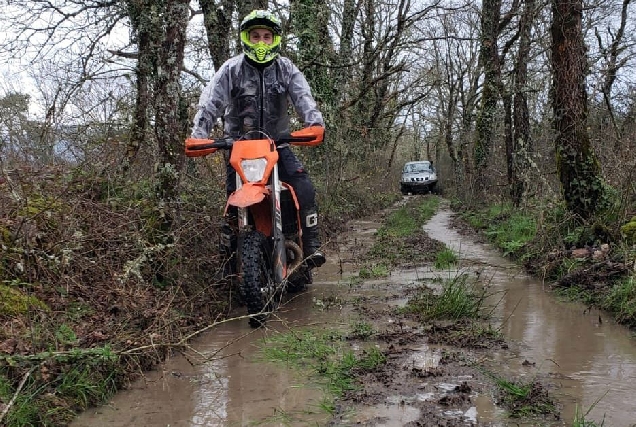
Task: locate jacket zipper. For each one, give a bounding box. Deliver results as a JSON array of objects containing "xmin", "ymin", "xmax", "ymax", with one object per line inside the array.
[{"xmin": 259, "ymin": 69, "xmax": 265, "ymax": 133}]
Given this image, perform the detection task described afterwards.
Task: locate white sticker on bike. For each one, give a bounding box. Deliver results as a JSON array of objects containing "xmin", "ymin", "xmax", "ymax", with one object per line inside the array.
[{"xmin": 305, "ymin": 213, "xmax": 318, "ymax": 227}]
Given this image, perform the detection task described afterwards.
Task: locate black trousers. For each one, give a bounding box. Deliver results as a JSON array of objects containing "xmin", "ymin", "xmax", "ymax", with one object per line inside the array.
[{"xmin": 226, "ymin": 146, "xmax": 316, "ymax": 210}]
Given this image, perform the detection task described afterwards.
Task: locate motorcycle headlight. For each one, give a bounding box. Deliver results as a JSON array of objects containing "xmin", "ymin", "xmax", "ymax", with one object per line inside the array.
[{"xmin": 241, "ymin": 158, "xmax": 268, "ymax": 182}]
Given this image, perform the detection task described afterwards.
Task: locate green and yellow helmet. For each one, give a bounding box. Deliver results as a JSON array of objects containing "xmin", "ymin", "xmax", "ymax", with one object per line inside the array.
[{"xmin": 240, "ymin": 10, "xmax": 282, "ymax": 64}]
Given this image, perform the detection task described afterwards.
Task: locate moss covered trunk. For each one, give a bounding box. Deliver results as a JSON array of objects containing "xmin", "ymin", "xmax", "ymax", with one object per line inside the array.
[{"xmin": 551, "ymin": 0, "xmax": 604, "ymax": 220}]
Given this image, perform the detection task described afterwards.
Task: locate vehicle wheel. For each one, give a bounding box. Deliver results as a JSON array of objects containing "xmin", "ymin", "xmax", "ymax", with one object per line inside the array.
[
  {"xmin": 400, "ymin": 185, "xmax": 409, "ymax": 195},
  {"xmin": 239, "ymin": 230, "xmax": 279, "ymax": 327}
]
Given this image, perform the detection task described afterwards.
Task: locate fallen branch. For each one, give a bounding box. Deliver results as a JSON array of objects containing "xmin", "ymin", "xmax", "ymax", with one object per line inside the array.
[
  {"xmin": 0, "ymin": 365, "xmax": 37, "ymax": 424},
  {"xmin": 0, "ymin": 347, "xmax": 116, "ymax": 365}
]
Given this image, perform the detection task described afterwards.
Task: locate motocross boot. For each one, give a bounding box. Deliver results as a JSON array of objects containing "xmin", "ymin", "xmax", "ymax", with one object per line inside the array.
[{"xmin": 300, "ymin": 206, "xmax": 326, "ymax": 268}]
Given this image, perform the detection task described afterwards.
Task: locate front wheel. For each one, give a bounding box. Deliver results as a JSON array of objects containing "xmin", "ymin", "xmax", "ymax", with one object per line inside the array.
[{"xmin": 239, "ymin": 230, "xmax": 279, "ymax": 327}]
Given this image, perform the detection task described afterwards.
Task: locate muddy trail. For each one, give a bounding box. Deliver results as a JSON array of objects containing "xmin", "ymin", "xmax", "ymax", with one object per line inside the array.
[{"xmin": 72, "ymin": 198, "xmax": 636, "ymax": 427}]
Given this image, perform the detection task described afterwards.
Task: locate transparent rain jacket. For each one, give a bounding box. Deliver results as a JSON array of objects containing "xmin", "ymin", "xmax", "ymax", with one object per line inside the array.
[{"xmin": 191, "ymin": 54, "xmax": 324, "ymax": 139}]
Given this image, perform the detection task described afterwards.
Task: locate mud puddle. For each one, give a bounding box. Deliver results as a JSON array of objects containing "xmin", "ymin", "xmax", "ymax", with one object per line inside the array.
[{"xmin": 72, "ymin": 200, "xmax": 636, "ymax": 427}]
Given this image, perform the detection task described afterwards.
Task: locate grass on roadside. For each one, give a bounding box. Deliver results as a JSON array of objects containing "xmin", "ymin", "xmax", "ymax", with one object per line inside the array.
[
  {"xmin": 602, "ymin": 276, "xmax": 636, "ymax": 327},
  {"xmin": 458, "ymin": 202, "xmax": 536, "ymax": 258},
  {"xmin": 0, "ymin": 351, "xmax": 120, "ymax": 427}
]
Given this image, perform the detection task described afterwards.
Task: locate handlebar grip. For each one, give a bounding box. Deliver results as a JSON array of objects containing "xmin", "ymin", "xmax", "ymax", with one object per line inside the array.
[
  {"xmin": 185, "ymin": 138, "xmax": 216, "ymax": 157},
  {"xmin": 285, "ymin": 126, "xmax": 324, "ymax": 146},
  {"xmin": 185, "ymin": 137, "xmax": 234, "ymax": 157}
]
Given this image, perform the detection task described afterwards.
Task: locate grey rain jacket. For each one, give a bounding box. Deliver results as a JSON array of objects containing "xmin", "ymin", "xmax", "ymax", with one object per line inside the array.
[{"xmin": 191, "ymin": 54, "xmax": 324, "ymax": 140}]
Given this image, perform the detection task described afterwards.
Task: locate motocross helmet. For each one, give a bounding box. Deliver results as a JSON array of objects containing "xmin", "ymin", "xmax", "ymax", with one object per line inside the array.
[{"xmin": 240, "ymin": 10, "xmax": 282, "ymax": 64}]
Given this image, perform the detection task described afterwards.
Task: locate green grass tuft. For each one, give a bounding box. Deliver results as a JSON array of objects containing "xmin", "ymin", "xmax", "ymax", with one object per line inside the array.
[
  {"xmin": 434, "ymin": 247, "xmax": 458, "ymax": 269},
  {"xmin": 404, "ymin": 274, "xmax": 483, "ymax": 320}
]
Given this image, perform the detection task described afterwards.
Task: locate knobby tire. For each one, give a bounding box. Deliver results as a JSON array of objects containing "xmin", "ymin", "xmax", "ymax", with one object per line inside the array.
[{"xmin": 240, "ymin": 230, "xmax": 278, "ymax": 327}]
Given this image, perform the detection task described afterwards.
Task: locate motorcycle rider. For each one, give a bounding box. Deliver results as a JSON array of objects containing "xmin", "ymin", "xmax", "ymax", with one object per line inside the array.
[{"xmin": 190, "ymin": 9, "xmax": 326, "ymax": 270}]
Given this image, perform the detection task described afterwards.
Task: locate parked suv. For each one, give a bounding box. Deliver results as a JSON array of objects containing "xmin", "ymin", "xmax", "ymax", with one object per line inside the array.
[{"xmin": 400, "ymin": 161, "xmax": 438, "ymax": 195}]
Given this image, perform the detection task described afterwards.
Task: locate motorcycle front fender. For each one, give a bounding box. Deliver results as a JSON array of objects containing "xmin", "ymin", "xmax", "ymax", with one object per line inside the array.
[{"xmin": 227, "ymin": 184, "xmax": 270, "ymax": 208}]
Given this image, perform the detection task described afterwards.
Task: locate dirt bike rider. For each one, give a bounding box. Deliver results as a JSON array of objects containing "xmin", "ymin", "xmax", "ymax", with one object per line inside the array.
[{"xmin": 190, "ymin": 9, "xmax": 326, "ymax": 271}]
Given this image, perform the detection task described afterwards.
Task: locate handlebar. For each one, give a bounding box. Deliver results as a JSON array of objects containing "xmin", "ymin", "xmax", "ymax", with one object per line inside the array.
[{"xmin": 185, "ymin": 126, "xmax": 324, "ymax": 158}]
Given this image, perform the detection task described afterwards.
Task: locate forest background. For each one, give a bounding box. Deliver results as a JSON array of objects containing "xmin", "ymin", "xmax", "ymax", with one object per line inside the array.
[{"xmin": 1, "ymin": 0, "xmax": 636, "ymax": 425}]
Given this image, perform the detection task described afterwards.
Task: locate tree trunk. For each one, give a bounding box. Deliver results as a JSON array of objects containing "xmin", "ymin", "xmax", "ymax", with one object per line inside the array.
[
  {"xmin": 551, "ymin": 0, "xmax": 604, "ymax": 220},
  {"xmin": 154, "ymin": 0, "xmax": 189, "ymax": 216},
  {"xmin": 200, "ymin": 0, "xmax": 235, "ymax": 70},
  {"xmin": 291, "ymin": 0, "xmax": 334, "ymax": 108},
  {"xmin": 474, "ymin": 0, "xmax": 502, "ymax": 196},
  {"xmin": 125, "ymin": 0, "xmax": 155, "ymax": 169},
  {"xmin": 503, "ymin": 91, "xmax": 514, "ymax": 193},
  {"xmin": 511, "ymin": 0, "xmax": 534, "ymax": 205},
  {"xmin": 336, "ymin": 0, "xmax": 359, "ymax": 103}
]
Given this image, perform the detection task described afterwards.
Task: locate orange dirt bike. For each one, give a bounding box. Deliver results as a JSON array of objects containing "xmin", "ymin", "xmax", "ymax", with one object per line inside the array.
[{"xmin": 185, "ymin": 127, "xmax": 324, "ymax": 327}]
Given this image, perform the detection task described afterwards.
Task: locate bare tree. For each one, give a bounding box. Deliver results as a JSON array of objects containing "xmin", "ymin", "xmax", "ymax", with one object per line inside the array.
[
  {"xmin": 2, "ymin": 0, "xmax": 190, "ymax": 223},
  {"xmin": 594, "ymin": 0, "xmax": 633, "ymax": 140},
  {"xmin": 474, "ymin": 0, "xmax": 520, "ymax": 197}
]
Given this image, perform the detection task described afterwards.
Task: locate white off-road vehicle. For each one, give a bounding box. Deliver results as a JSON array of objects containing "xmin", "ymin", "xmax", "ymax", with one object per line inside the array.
[{"xmin": 400, "ymin": 161, "xmax": 438, "ymax": 195}]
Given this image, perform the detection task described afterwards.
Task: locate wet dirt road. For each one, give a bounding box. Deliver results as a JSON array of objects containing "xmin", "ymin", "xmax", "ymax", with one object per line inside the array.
[
  {"xmin": 72, "ymin": 202, "xmax": 636, "ymax": 426},
  {"xmin": 424, "ymin": 210, "xmax": 636, "ymax": 426}
]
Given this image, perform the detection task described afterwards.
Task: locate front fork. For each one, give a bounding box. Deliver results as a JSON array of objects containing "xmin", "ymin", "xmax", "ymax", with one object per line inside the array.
[{"xmin": 234, "ymin": 165, "xmax": 287, "ymax": 283}]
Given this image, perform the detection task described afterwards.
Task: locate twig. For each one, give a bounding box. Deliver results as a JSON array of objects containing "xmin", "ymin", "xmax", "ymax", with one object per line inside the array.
[
  {"xmin": 121, "ymin": 313, "xmax": 266, "ymax": 355},
  {"xmin": 0, "ymin": 365, "xmax": 37, "ymax": 424}
]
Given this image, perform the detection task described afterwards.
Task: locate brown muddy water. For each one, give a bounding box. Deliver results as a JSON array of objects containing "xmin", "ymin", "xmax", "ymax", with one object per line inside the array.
[{"xmin": 72, "ymin": 203, "xmax": 636, "ymax": 427}]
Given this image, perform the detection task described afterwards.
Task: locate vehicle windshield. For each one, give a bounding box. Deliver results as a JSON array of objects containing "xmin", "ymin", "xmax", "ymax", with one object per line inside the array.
[{"xmin": 404, "ymin": 163, "xmax": 433, "ymax": 173}]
